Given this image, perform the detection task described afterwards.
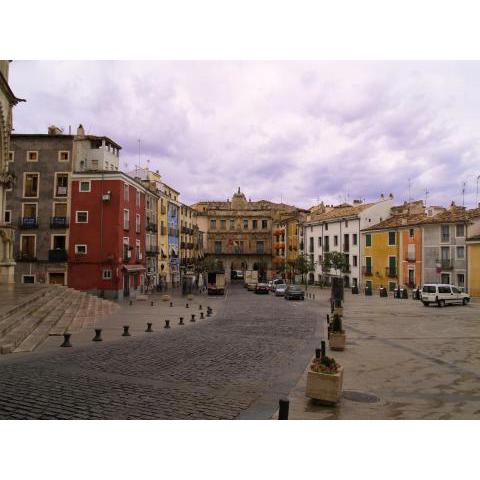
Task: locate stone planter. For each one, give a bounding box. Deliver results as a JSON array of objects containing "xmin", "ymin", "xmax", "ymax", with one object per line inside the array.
[
  {"xmin": 306, "ymin": 366, "xmax": 344, "ymax": 404},
  {"xmin": 329, "ymin": 331, "xmax": 346, "ymax": 351}
]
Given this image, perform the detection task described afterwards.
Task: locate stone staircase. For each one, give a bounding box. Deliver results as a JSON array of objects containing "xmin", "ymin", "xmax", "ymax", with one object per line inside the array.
[{"xmin": 0, "ymin": 285, "xmax": 119, "ymax": 354}]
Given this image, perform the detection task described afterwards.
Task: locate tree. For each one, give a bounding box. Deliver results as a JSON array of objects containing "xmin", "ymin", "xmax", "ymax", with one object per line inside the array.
[
  {"xmin": 321, "ymin": 251, "xmax": 348, "ymax": 277},
  {"xmin": 294, "ymin": 254, "xmax": 316, "ymax": 289}
]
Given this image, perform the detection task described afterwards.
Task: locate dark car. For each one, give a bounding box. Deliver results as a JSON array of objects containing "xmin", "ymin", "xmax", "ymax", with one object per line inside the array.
[
  {"xmin": 255, "ymin": 283, "xmax": 269, "ymax": 294},
  {"xmin": 284, "ymin": 285, "xmax": 305, "ymax": 300}
]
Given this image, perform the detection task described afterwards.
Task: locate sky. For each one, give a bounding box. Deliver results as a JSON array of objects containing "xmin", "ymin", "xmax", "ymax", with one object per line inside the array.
[{"xmin": 9, "ymin": 61, "xmax": 480, "ymax": 209}]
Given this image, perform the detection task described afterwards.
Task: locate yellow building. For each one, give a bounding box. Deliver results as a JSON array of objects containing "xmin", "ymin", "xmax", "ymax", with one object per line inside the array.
[
  {"xmin": 361, "ymin": 228, "xmax": 400, "ymax": 291},
  {"xmin": 467, "ymin": 235, "xmax": 480, "ymax": 297}
]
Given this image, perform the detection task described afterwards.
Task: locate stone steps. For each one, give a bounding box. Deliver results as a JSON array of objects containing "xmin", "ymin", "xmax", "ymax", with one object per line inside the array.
[{"xmin": 0, "ymin": 285, "xmax": 120, "ymax": 355}]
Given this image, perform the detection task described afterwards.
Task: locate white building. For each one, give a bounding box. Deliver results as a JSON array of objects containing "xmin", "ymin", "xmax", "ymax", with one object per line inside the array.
[{"xmin": 303, "ymin": 195, "xmax": 394, "ymax": 288}]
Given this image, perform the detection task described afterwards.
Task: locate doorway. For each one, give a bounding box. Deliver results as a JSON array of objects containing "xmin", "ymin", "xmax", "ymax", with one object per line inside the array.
[
  {"xmin": 49, "ymin": 272, "xmax": 65, "ymax": 285},
  {"xmin": 123, "ymin": 273, "xmax": 130, "ymax": 297}
]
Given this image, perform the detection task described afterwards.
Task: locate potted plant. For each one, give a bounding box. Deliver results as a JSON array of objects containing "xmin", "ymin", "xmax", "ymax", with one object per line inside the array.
[
  {"xmin": 329, "ymin": 313, "xmax": 346, "ymax": 351},
  {"xmin": 306, "ymin": 355, "xmax": 344, "ymax": 404}
]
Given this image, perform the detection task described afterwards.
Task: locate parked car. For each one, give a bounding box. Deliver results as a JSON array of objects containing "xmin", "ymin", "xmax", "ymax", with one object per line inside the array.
[
  {"xmin": 274, "ymin": 284, "xmax": 287, "ymax": 296},
  {"xmin": 284, "ymin": 285, "xmax": 305, "ymax": 300},
  {"xmin": 255, "ymin": 283, "xmax": 270, "ymax": 294},
  {"xmin": 270, "ymin": 278, "xmax": 285, "ymax": 291},
  {"xmin": 236, "ymin": 271, "xmax": 244, "ymax": 279},
  {"xmin": 421, "ymin": 284, "xmax": 470, "ymax": 307}
]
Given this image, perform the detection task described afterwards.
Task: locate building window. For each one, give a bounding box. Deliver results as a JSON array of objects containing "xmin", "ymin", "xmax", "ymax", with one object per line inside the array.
[
  {"xmin": 252, "ymin": 219, "xmax": 258, "ymax": 230},
  {"xmin": 26, "ymin": 151, "xmax": 38, "ymax": 162},
  {"xmin": 22, "ymin": 275, "xmax": 35, "ymax": 284},
  {"xmin": 76, "ymin": 211, "xmax": 88, "ymax": 223},
  {"xmin": 22, "ymin": 203, "xmax": 37, "ymax": 225},
  {"xmin": 136, "ymin": 239, "xmax": 141, "ymax": 261},
  {"xmin": 4, "ymin": 210, "xmax": 11, "ymax": 224},
  {"xmin": 102, "ymin": 269, "xmax": 112, "ymax": 280},
  {"xmin": 325, "ymin": 223, "xmax": 328, "ymax": 231},
  {"xmin": 345, "ymin": 219, "xmax": 348, "ymax": 227},
  {"xmin": 214, "ymin": 241, "xmax": 222, "ymax": 254},
  {"xmin": 124, "ymin": 183, "xmax": 129, "ymax": 201},
  {"xmin": 365, "ymin": 233, "xmax": 371, "ymax": 247},
  {"xmin": 456, "ymin": 246, "xmax": 465, "ymax": 259},
  {"xmin": 210, "ymin": 219, "xmax": 216, "ymax": 230},
  {"xmin": 23, "ymin": 173, "xmax": 39, "ymax": 198},
  {"xmin": 8, "ymin": 151, "xmax": 14, "ymax": 162},
  {"xmin": 262, "ymin": 220, "xmax": 268, "ymax": 229},
  {"xmin": 318, "ymin": 254, "xmax": 322, "ymax": 264},
  {"xmin": 309, "ymin": 237, "xmax": 314, "ymax": 253},
  {"xmin": 79, "ymin": 180, "xmax": 90, "ymax": 192},
  {"xmin": 124, "ymin": 209, "xmax": 130, "ymax": 230},
  {"xmin": 220, "ymin": 219, "xmax": 226, "ymax": 230},
  {"xmin": 136, "ymin": 190, "xmax": 141, "ymax": 208},
  {"xmin": 352, "ymin": 233, "xmax": 358, "ymax": 245},
  {"xmin": 20, "ymin": 235, "xmax": 36, "ymax": 259},
  {"xmin": 409, "ymin": 228, "xmax": 414, "ymax": 238},
  {"xmin": 75, "ymin": 244, "xmax": 87, "ymax": 254},
  {"xmin": 55, "ymin": 173, "xmax": 69, "ymax": 197},
  {"xmin": 456, "ymin": 224, "xmax": 465, "ymax": 237},
  {"xmin": 229, "ymin": 219, "xmax": 235, "ymax": 230},
  {"xmin": 388, "ymin": 231, "xmax": 396, "ymax": 246},
  {"xmin": 58, "ymin": 151, "xmax": 70, "ymax": 162},
  {"xmin": 318, "ymin": 237, "xmax": 322, "ymax": 247},
  {"xmin": 353, "ymin": 255, "xmax": 358, "ymax": 267},
  {"xmin": 457, "ymin": 273, "xmax": 465, "ymax": 288},
  {"xmin": 256, "ymin": 241, "xmax": 264, "ymax": 254},
  {"xmin": 136, "ymin": 213, "xmax": 141, "ymax": 233},
  {"xmin": 441, "ymin": 225, "xmax": 450, "ymax": 242},
  {"xmin": 334, "ymin": 235, "xmax": 338, "ymax": 246},
  {"xmin": 243, "ymin": 219, "xmax": 248, "ymax": 230}
]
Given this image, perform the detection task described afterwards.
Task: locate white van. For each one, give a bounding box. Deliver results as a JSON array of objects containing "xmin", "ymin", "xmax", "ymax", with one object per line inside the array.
[{"xmin": 421, "ymin": 284, "xmax": 470, "ymax": 307}]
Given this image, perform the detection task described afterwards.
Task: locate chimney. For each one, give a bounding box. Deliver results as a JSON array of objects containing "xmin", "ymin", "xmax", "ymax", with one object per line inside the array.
[
  {"xmin": 401, "ymin": 218, "xmax": 407, "ymax": 225},
  {"xmin": 389, "ymin": 193, "xmax": 394, "ymax": 199},
  {"xmin": 48, "ymin": 125, "xmax": 63, "ymax": 135},
  {"xmin": 77, "ymin": 124, "xmax": 85, "ymax": 136},
  {"xmin": 380, "ymin": 193, "xmax": 384, "ymax": 200}
]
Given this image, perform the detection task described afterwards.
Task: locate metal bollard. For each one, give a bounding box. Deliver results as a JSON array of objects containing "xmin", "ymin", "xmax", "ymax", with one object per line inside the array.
[
  {"xmin": 145, "ymin": 322, "xmax": 153, "ymax": 332},
  {"xmin": 186, "ymin": 303, "xmax": 189, "ymax": 308},
  {"xmin": 200, "ymin": 312, "xmax": 204, "ymax": 319},
  {"xmin": 179, "ymin": 317, "xmax": 184, "ymax": 325},
  {"xmin": 321, "ymin": 340, "xmax": 326, "ymax": 359},
  {"xmin": 170, "ymin": 302, "xmax": 173, "ymax": 307},
  {"xmin": 60, "ymin": 333, "xmax": 72, "ymax": 347},
  {"xmin": 122, "ymin": 326, "xmax": 131, "ymax": 337},
  {"xmin": 315, "ymin": 348, "xmax": 321, "ymax": 359},
  {"xmin": 92, "ymin": 329, "xmax": 102, "ymax": 342},
  {"xmin": 278, "ymin": 398, "xmax": 289, "ymax": 420},
  {"xmin": 191, "ymin": 314, "xmax": 196, "ymax": 322},
  {"xmin": 164, "ymin": 319, "xmax": 170, "ymax": 329}
]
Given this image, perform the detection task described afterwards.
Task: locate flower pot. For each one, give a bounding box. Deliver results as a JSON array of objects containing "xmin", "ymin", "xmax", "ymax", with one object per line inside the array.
[
  {"xmin": 329, "ymin": 331, "xmax": 346, "ymax": 351},
  {"xmin": 306, "ymin": 366, "xmax": 344, "ymax": 404}
]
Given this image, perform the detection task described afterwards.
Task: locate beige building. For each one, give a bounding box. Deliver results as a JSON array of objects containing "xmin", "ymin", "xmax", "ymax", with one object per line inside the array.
[
  {"xmin": 0, "ymin": 60, "xmax": 23, "ymax": 283},
  {"xmin": 192, "ymin": 188, "xmax": 296, "ymax": 281}
]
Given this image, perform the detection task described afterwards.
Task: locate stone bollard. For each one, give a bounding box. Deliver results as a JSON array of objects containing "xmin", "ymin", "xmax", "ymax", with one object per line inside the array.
[
  {"xmin": 321, "ymin": 340, "xmax": 326, "ymax": 359},
  {"xmin": 170, "ymin": 302, "xmax": 173, "ymax": 307},
  {"xmin": 92, "ymin": 329, "xmax": 102, "ymax": 342},
  {"xmin": 199, "ymin": 305, "xmax": 202, "ymax": 310},
  {"xmin": 145, "ymin": 322, "xmax": 153, "ymax": 332},
  {"xmin": 122, "ymin": 326, "xmax": 131, "ymax": 337},
  {"xmin": 179, "ymin": 317, "xmax": 184, "ymax": 325},
  {"xmin": 60, "ymin": 333, "xmax": 72, "ymax": 348},
  {"xmin": 186, "ymin": 303, "xmax": 189, "ymax": 308},
  {"xmin": 191, "ymin": 314, "xmax": 196, "ymax": 323},
  {"xmin": 164, "ymin": 319, "xmax": 170, "ymax": 329},
  {"xmin": 200, "ymin": 312, "xmax": 204, "ymax": 319},
  {"xmin": 278, "ymin": 398, "xmax": 289, "ymax": 420}
]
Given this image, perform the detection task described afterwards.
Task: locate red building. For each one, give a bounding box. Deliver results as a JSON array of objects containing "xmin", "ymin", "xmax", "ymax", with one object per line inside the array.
[{"xmin": 68, "ymin": 171, "xmax": 152, "ymax": 299}]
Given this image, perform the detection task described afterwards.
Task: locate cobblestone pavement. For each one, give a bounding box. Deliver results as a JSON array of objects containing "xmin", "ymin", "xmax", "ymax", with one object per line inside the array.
[
  {"xmin": 0, "ymin": 284, "xmax": 322, "ymax": 419},
  {"xmin": 287, "ymin": 289, "xmax": 480, "ymax": 419}
]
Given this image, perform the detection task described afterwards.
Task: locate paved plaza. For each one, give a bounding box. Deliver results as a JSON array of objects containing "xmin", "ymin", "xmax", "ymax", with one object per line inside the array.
[{"xmin": 1, "ymin": 283, "xmax": 479, "ymax": 420}]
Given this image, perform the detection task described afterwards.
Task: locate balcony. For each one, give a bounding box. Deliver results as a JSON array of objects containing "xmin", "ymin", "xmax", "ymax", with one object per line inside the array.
[
  {"xmin": 385, "ymin": 267, "xmax": 397, "ymax": 277},
  {"xmin": 48, "ymin": 249, "xmax": 68, "ymax": 262},
  {"xmin": 407, "ymin": 254, "xmax": 416, "ymax": 262},
  {"xmin": 362, "ymin": 266, "xmax": 372, "ymax": 276},
  {"xmin": 146, "ymin": 223, "xmax": 158, "ymax": 233},
  {"xmin": 16, "ymin": 252, "xmax": 37, "ymax": 262},
  {"xmin": 50, "ymin": 216, "xmax": 69, "ymax": 228},
  {"xmin": 160, "ymin": 226, "xmax": 167, "ymax": 236},
  {"xmin": 146, "ymin": 246, "xmax": 159, "ymax": 256},
  {"xmin": 273, "ymin": 242, "xmax": 285, "ymax": 250},
  {"xmin": 440, "ymin": 259, "xmax": 454, "ymax": 270},
  {"xmin": 161, "ymin": 206, "xmax": 167, "ymax": 215},
  {"xmin": 19, "ymin": 217, "xmax": 38, "ymax": 229}
]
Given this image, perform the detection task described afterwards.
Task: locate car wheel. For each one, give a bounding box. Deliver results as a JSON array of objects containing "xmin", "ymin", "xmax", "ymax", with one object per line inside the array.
[
  {"xmin": 438, "ymin": 299, "xmax": 445, "ymax": 308},
  {"xmin": 422, "ymin": 301, "xmax": 429, "ymax": 307},
  {"xmin": 463, "ymin": 298, "xmax": 469, "ymax": 305}
]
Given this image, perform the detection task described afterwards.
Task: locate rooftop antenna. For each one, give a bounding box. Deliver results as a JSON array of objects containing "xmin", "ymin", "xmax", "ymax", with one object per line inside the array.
[
  {"xmin": 425, "ymin": 187, "xmax": 429, "ymax": 207},
  {"xmin": 408, "ymin": 178, "xmax": 412, "ymax": 203},
  {"xmin": 462, "ymin": 181, "xmax": 466, "ymax": 207},
  {"xmin": 137, "ymin": 139, "xmax": 141, "ymax": 173}
]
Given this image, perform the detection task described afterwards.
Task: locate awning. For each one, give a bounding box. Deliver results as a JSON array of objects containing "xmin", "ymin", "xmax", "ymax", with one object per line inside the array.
[{"xmin": 122, "ymin": 265, "xmax": 146, "ymax": 273}]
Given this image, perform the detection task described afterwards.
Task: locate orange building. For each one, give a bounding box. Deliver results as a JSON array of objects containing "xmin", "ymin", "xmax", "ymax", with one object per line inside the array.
[{"xmin": 400, "ymin": 225, "xmax": 423, "ymax": 288}]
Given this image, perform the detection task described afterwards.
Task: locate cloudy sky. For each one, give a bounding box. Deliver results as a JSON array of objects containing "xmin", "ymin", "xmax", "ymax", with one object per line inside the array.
[{"xmin": 9, "ymin": 61, "xmax": 480, "ymax": 208}]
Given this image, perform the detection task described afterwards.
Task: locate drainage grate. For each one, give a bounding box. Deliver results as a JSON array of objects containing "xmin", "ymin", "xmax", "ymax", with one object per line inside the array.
[{"xmin": 342, "ymin": 390, "xmax": 380, "ymax": 403}]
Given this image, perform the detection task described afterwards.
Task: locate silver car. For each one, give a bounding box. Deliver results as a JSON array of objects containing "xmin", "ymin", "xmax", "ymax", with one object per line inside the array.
[{"xmin": 274, "ymin": 284, "xmax": 287, "ymax": 296}]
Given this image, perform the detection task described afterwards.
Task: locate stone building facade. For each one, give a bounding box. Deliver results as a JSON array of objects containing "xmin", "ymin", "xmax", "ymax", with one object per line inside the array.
[
  {"xmin": 0, "ymin": 60, "xmax": 23, "ymax": 283},
  {"xmin": 192, "ymin": 188, "xmax": 296, "ymax": 281}
]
